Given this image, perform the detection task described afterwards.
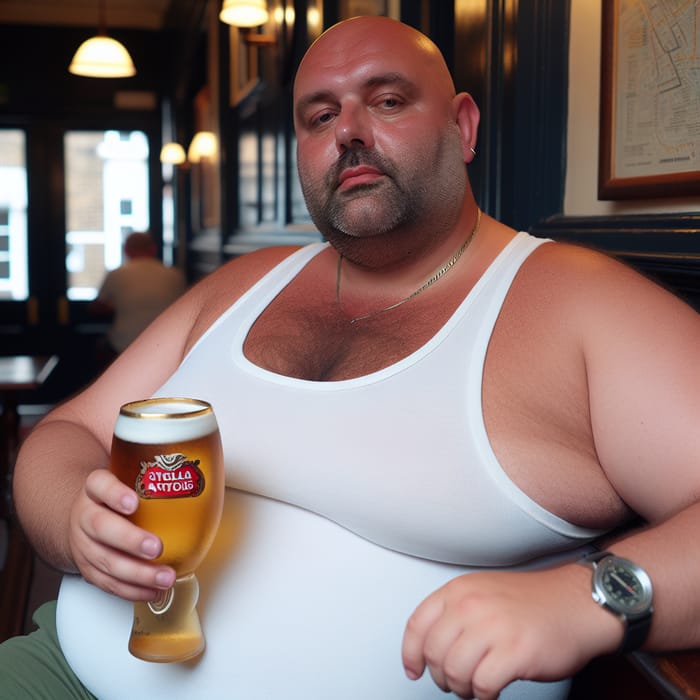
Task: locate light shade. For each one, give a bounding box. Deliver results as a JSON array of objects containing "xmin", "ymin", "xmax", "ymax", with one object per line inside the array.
[
  {"xmin": 69, "ymin": 35, "xmax": 136, "ymax": 78},
  {"xmin": 188, "ymin": 132, "xmax": 218, "ymax": 163},
  {"xmin": 219, "ymin": 0, "xmax": 269, "ymax": 28},
  {"xmin": 160, "ymin": 142, "xmax": 187, "ymax": 165}
]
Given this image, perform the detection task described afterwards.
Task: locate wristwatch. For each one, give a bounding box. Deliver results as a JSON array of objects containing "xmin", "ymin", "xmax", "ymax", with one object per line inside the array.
[{"xmin": 579, "ymin": 550, "xmax": 654, "ymax": 653}]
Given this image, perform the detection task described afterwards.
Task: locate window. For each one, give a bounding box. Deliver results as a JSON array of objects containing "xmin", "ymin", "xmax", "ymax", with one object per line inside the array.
[
  {"xmin": 65, "ymin": 130, "xmax": 149, "ymax": 300},
  {"xmin": 0, "ymin": 129, "xmax": 28, "ymax": 300}
]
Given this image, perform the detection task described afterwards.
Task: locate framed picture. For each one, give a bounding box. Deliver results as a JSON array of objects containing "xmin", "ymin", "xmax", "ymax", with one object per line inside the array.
[
  {"xmin": 598, "ymin": 0, "xmax": 700, "ymax": 200},
  {"xmin": 229, "ymin": 27, "xmax": 260, "ymax": 107}
]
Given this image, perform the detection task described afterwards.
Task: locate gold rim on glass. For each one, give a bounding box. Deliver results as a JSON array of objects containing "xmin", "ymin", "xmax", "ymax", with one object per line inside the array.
[{"xmin": 119, "ymin": 397, "xmax": 213, "ymax": 420}]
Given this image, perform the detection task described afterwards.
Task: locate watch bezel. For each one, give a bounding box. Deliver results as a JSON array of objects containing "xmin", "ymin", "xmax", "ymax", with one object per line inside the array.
[{"xmin": 591, "ymin": 554, "xmax": 654, "ymax": 619}]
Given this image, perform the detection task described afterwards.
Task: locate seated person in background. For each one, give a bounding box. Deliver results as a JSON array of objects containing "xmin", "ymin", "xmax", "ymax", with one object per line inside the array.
[
  {"xmin": 89, "ymin": 231, "xmax": 186, "ymax": 363},
  {"xmin": 1, "ymin": 15, "xmax": 700, "ymax": 700}
]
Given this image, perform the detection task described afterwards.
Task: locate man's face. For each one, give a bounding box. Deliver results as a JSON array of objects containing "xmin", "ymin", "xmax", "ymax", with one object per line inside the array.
[{"xmin": 293, "ymin": 21, "xmax": 467, "ymax": 244}]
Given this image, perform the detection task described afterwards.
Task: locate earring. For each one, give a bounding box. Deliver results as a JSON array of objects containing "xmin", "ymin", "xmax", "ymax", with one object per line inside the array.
[{"xmin": 470, "ymin": 147, "xmax": 477, "ymax": 156}]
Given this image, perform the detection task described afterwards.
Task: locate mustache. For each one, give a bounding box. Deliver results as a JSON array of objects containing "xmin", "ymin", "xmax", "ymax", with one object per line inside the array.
[{"xmin": 327, "ymin": 149, "xmax": 395, "ymax": 188}]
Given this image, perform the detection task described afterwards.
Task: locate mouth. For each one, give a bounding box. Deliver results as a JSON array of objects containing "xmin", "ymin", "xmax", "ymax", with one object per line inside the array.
[{"xmin": 337, "ymin": 165, "xmax": 385, "ymax": 191}]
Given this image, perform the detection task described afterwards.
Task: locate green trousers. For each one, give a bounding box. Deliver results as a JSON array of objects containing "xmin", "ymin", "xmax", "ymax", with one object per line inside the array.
[{"xmin": 0, "ymin": 601, "xmax": 97, "ymax": 699}]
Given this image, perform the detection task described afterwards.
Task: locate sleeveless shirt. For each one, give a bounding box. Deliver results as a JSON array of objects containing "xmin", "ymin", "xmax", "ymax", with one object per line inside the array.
[{"xmin": 57, "ymin": 232, "xmax": 604, "ymax": 699}]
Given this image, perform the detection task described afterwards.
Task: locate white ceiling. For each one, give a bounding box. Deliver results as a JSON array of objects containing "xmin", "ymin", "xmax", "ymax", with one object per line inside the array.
[{"xmin": 0, "ymin": 0, "xmax": 179, "ymax": 30}]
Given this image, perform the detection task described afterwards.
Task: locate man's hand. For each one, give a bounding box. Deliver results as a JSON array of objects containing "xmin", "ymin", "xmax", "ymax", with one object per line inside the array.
[
  {"xmin": 401, "ymin": 565, "xmax": 622, "ymax": 699},
  {"xmin": 68, "ymin": 468, "xmax": 176, "ymax": 601}
]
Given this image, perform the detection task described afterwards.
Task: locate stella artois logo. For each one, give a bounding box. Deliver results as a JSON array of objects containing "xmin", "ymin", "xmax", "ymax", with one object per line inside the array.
[{"xmin": 135, "ymin": 452, "xmax": 205, "ymax": 499}]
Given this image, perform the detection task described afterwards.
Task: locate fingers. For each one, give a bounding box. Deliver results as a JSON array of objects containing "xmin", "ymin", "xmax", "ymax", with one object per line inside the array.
[
  {"xmin": 440, "ymin": 630, "xmax": 487, "ymax": 698},
  {"xmin": 403, "ymin": 588, "xmax": 492, "ymax": 698},
  {"xmin": 69, "ymin": 469, "xmax": 176, "ymax": 600},
  {"xmin": 85, "ymin": 468, "xmax": 137, "ymax": 516},
  {"xmin": 401, "ymin": 569, "xmax": 592, "ymax": 699},
  {"xmin": 84, "ymin": 471, "xmax": 159, "ymax": 559},
  {"xmin": 81, "ymin": 550, "xmax": 176, "ymax": 602},
  {"xmin": 402, "ymin": 590, "xmax": 445, "ymax": 681},
  {"xmin": 468, "ymin": 644, "xmax": 529, "ymax": 700}
]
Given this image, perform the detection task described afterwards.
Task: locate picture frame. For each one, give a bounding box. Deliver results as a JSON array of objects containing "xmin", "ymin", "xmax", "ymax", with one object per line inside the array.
[
  {"xmin": 598, "ymin": 0, "xmax": 700, "ymax": 200},
  {"xmin": 229, "ymin": 26, "xmax": 260, "ymax": 107}
]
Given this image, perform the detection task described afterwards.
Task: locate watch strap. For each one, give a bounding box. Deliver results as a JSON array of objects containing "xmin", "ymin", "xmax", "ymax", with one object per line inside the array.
[{"xmin": 623, "ymin": 614, "xmax": 652, "ymax": 654}]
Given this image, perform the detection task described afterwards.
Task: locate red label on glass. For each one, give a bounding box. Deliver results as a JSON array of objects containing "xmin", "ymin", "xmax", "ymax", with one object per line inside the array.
[{"xmin": 135, "ymin": 453, "xmax": 205, "ymax": 499}]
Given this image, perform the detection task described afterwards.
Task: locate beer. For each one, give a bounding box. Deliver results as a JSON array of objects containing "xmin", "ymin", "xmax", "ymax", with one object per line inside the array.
[
  {"xmin": 110, "ymin": 432, "xmax": 224, "ymax": 573},
  {"xmin": 109, "ymin": 398, "xmax": 224, "ymax": 663}
]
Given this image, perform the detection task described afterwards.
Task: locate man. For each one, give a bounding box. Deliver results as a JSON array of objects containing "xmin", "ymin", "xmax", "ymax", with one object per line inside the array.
[
  {"xmin": 89, "ymin": 231, "xmax": 186, "ymax": 362},
  {"xmin": 2, "ymin": 15, "xmax": 700, "ymax": 700}
]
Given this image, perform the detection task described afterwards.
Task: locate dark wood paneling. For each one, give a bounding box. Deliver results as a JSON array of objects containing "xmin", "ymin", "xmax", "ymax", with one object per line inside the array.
[{"xmin": 452, "ymin": 0, "xmax": 569, "ymax": 231}]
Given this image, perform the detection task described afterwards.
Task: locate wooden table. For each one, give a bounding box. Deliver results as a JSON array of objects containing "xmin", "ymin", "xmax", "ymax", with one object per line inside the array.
[
  {"xmin": 0, "ymin": 355, "xmax": 58, "ymax": 642},
  {"xmin": 632, "ymin": 651, "xmax": 700, "ymax": 700},
  {"xmin": 0, "ymin": 355, "xmax": 58, "ymax": 516}
]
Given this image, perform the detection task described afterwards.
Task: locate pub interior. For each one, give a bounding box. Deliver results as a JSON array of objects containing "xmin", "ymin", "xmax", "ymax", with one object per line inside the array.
[{"xmin": 0, "ymin": 0, "xmax": 699, "ymax": 697}]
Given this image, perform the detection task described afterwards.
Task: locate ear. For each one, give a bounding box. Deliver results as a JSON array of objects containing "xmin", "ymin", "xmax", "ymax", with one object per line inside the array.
[{"xmin": 452, "ymin": 92, "xmax": 480, "ymax": 163}]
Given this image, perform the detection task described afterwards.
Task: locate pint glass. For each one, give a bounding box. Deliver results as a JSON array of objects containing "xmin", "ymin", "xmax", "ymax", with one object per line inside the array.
[{"xmin": 110, "ymin": 397, "xmax": 224, "ymax": 663}]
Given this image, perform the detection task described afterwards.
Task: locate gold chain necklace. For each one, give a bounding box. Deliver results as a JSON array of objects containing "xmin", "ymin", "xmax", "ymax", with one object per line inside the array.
[{"xmin": 336, "ymin": 208, "xmax": 482, "ymax": 324}]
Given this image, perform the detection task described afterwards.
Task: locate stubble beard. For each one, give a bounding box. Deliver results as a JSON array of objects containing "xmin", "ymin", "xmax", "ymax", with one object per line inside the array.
[
  {"xmin": 299, "ymin": 131, "xmax": 467, "ymax": 264},
  {"xmin": 300, "ymin": 150, "xmax": 411, "ymax": 245}
]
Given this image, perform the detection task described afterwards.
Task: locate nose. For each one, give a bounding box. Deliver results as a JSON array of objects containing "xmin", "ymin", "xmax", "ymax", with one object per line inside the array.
[{"xmin": 335, "ymin": 102, "xmax": 374, "ymax": 153}]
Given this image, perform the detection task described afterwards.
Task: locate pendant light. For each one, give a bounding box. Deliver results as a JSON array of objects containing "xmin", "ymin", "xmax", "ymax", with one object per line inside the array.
[
  {"xmin": 219, "ymin": 0, "xmax": 269, "ymax": 28},
  {"xmin": 69, "ymin": 0, "xmax": 136, "ymax": 78},
  {"xmin": 187, "ymin": 132, "xmax": 218, "ymax": 163},
  {"xmin": 160, "ymin": 142, "xmax": 187, "ymax": 165}
]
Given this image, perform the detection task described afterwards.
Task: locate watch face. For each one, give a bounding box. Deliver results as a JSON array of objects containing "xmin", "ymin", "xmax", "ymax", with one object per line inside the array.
[{"xmin": 594, "ymin": 556, "xmax": 653, "ymax": 617}]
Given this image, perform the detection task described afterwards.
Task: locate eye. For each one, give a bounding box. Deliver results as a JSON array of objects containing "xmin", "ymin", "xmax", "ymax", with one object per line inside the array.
[
  {"xmin": 309, "ymin": 109, "xmax": 337, "ymax": 129},
  {"xmin": 373, "ymin": 94, "xmax": 404, "ymax": 112}
]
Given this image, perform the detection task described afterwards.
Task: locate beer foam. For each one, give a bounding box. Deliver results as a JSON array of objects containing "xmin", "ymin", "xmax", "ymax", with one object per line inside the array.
[{"xmin": 114, "ymin": 398, "xmax": 218, "ymax": 444}]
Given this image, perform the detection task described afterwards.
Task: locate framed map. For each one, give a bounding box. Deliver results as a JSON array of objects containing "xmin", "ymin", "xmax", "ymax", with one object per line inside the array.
[{"xmin": 599, "ymin": 0, "xmax": 700, "ymax": 200}]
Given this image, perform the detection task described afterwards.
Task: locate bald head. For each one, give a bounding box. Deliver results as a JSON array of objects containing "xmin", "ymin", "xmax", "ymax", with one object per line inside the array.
[
  {"xmin": 294, "ymin": 16, "xmax": 456, "ymax": 120},
  {"xmin": 124, "ymin": 232, "xmax": 156, "ymax": 259}
]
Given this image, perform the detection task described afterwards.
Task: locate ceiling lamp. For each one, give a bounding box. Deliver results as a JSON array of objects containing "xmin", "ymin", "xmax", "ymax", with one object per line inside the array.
[
  {"xmin": 69, "ymin": 0, "xmax": 136, "ymax": 78},
  {"xmin": 219, "ymin": 0, "xmax": 269, "ymax": 28},
  {"xmin": 69, "ymin": 37, "xmax": 136, "ymax": 78},
  {"xmin": 188, "ymin": 132, "xmax": 218, "ymax": 163},
  {"xmin": 160, "ymin": 142, "xmax": 187, "ymax": 165}
]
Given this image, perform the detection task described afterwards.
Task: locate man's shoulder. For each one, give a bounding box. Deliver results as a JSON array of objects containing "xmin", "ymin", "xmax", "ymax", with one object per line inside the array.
[
  {"xmin": 207, "ymin": 244, "xmax": 309, "ymax": 287},
  {"xmin": 521, "ymin": 238, "xmax": 652, "ymax": 291},
  {"xmin": 184, "ymin": 245, "xmax": 309, "ymax": 344},
  {"xmin": 512, "ymin": 237, "xmax": 693, "ymax": 324}
]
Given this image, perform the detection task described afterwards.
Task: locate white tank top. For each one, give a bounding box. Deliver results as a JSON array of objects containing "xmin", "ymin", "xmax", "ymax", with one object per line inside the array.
[{"xmin": 57, "ymin": 232, "xmax": 603, "ymax": 699}]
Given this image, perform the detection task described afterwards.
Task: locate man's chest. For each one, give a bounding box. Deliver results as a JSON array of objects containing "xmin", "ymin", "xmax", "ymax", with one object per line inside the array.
[
  {"xmin": 244, "ymin": 295, "xmax": 624, "ymax": 530},
  {"xmin": 242, "ymin": 285, "xmax": 457, "ymax": 381}
]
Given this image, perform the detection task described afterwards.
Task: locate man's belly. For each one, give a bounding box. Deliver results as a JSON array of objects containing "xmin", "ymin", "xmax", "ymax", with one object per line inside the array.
[{"xmin": 57, "ymin": 489, "xmax": 572, "ymax": 699}]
